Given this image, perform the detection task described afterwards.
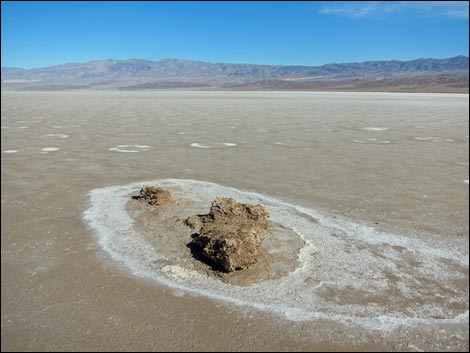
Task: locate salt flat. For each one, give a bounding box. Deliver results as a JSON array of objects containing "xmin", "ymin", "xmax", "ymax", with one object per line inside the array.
[{"xmin": 1, "ymin": 91, "xmax": 469, "ymax": 351}]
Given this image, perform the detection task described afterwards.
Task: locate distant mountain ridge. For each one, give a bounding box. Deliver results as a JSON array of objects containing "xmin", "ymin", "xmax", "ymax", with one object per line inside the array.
[{"xmin": 2, "ymin": 56, "xmax": 469, "ymax": 84}]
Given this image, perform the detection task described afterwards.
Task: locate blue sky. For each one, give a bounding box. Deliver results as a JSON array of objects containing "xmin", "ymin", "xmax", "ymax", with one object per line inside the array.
[{"xmin": 1, "ymin": 1, "xmax": 469, "ymax": 68}]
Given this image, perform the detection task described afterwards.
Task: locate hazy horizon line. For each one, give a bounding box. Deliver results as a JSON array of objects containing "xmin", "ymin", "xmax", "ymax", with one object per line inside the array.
[{"xmin": 3, "ymin": 54, "xmax": 469, "ymax": 71}]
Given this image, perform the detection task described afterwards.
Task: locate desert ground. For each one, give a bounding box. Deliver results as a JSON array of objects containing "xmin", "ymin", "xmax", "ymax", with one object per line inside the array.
[{"xmin": 1, "ymin": 91, "xmax": 469, "ymax": 351}]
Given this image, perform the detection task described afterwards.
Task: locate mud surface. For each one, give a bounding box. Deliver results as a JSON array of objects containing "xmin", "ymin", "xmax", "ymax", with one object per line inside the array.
[{"xmin": 1, "ymin": 91, "xmax": 468, "ymax": 351}]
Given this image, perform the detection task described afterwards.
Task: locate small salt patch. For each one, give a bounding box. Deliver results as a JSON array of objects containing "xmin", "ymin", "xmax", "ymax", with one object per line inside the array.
[
  {"xmin": 353, "ymin": 138, "xmax": 391, "ymax": 144},
  {"xmin": 414, "ymin": 136, "xmax": 447, "ymax": 142},
  {"xmin": 363, "ymin": 127, "xmax": 389, "ymax": 131},
  {"xmin": 43, "ymin": 134, "xmax": 68, "ymax": 138},
  {"xmin": 41, "ymin": 147, "xmax": 60, "ymax": 152},
  {"xmin": 3, "ymin": 150, "xmax": 18, "ymax": 153},
  {"xmin": 109, "ymin": 145, "xmax": 150, "ymax": 152},
  {"xmin": 223, "ymin": 143, "xmax": 237, "ymax": 146},
  {"xmin": 190, "ymin": 143, "xmax": 211, "ymax": 149},
  {"xmin": 272, "ymin": 141, "xmax": 304, "ymax": 147}
]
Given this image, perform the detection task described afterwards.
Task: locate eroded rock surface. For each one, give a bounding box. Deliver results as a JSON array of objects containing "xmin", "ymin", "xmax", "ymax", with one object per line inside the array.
[
  {"xmin": 139, "ymin": 185, "xmax": 172, "ymax": 206},
  {"xmin": 185, "ymin": 197, "xmax": 270, "ymax": 272}
]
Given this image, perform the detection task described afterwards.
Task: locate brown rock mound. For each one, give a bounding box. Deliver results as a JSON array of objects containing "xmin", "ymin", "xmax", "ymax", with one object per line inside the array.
[
  {"xmin": 139, "ymin": 185, "xmax": 172, "ymax": 206},
  {"xmin": 185, "ymin": 197, "xmax": 270, "ymax": 272}
]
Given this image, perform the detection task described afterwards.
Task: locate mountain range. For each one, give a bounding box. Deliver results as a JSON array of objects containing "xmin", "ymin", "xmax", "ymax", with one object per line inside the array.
[{"xmin": 1, "ymin": 56, "xmax": 469, "ymax": 92}]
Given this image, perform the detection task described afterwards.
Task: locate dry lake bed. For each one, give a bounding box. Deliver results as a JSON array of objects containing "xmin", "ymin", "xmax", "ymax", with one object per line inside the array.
[{"xmin": 1, "ymin": 91, "xmax": 469, "ymax": 351}]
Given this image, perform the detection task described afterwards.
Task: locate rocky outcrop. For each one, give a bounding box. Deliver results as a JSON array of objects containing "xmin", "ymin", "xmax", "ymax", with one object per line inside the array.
[
  {"xmin": 139, "ymin": 185, "xmax": 172, "ymax": 206},
  {"xmin": 185, "ymin": 197, "xmax": 269, "ymax": 272}
]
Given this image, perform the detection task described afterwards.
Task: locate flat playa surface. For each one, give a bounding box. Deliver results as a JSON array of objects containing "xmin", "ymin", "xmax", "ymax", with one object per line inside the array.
[{"xmin": 1, "ymin": 91, "xmax": 469, "ymax": 351}]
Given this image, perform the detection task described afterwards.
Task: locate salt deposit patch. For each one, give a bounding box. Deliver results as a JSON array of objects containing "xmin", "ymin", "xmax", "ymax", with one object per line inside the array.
[
  {"xmin": 464, "ymin": 180, "xmax": 469, "ymax": 185},
  {"xmin": 83, "ymin": 179, "xmax": 468, "ymax": 330},
  {"xmin": 414, "ymin": 136, "xmax": 455, "ymax": 143},
  {"xmin": 1, "ymin": 126, "xmax": 9, "ymax": 129},
  {"xmin": 18, "ymin": 126, "xmax": 28, "ymax": 129},
  {"xmin": 272, "ymin": 141, "xmax": 310, "ymax": 147},
  {"xmin": 41, "ymin": 147, "xmax": 60, "ymax": 152},
  {"xmin": 43, "ymin": 134, "xmax": 68, "ymax": 139},
  {"xmin": 362, "ymin": 127, "xmax": 389, "ymax": 131},
  {"xmin": 109, "ymin": 148, "xmax": 139, "ymax": 153},
  {"xmin": 415, "ymin": 137, "xmax": 437, "ymax": 141},
  {"xmin": 190, "ymin": 143, "xmax": 211, "ymax": 149},
  {"xmin": 353, "ymin": 138, "xmax": 391, "ymax": 144},
  {"xmin": 223, "ymin": 143, "xmax": 237, "ymax": 146},
  {"xmin": 109, "ymin": 145, "xmax": 151, "ymax": 153},
  {"xmin": 3, "ymin": 150, "xmax": 18, "ymax": 154}
]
